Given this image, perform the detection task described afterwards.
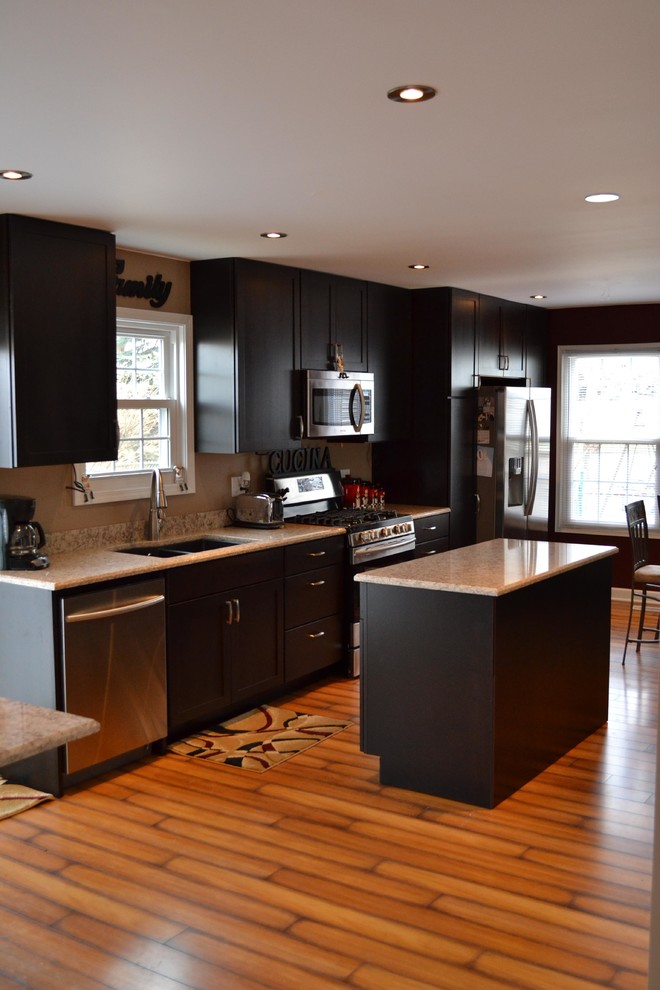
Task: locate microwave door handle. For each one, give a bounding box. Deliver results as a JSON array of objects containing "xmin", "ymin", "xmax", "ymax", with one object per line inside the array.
[{"xmin": 349, "ymin": 382, "xmax": 366, "ymax": 433}]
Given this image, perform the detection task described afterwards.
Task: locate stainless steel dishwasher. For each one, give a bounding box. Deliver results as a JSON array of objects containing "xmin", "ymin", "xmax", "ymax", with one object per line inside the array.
[{"xmin": 61, "ymin": 577, "xmax": 167, "ymax": 776}]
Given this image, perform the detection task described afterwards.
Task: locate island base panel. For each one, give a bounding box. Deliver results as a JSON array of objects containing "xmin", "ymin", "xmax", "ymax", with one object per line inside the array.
[{"xmin": 361, "ymin": 557, "xmax": 611, "ymax": 808}]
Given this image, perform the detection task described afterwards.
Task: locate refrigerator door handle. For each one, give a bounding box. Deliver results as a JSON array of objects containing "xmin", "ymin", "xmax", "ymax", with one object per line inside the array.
[{"xmin": 524, "ymin": 399, "xmax": 539, "ymax": 517}]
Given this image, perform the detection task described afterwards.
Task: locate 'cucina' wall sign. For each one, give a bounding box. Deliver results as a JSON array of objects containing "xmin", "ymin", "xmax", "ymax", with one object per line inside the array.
[{"xmin": 116, "ymin": 259, "xmax": 172, "ymax": 309}]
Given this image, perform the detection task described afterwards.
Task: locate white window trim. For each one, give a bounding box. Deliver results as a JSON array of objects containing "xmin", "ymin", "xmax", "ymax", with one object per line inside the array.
[
  {"xmin": 556, "ymin": 342, "xmax": 660, "ymax": 538},
  {"xmin": 72, "ymin": 307, "xmax": 196, "ymax": 505}
]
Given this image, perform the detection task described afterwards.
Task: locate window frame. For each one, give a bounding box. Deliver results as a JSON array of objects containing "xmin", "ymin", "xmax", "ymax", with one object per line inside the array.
[
  {"xmin": 72, "ymin": 307, "xmax": 196, "ymax": 505},
  {"xmin": 556, "ymin": 342, "xmax": 660, "ymax": 537}
]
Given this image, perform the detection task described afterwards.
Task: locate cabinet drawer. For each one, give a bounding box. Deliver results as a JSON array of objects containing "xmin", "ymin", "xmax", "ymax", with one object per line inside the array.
[
  {"xmin": 285, "ymin": 565, "xmax": 343, "ymax": 628},
  {"xmin": 414, "ymin": 513, "xmax": 449, "ymax": 545},
  {"xmin": 166, "ymin": 548, "xmax": 283, "ymax": 603},
  {"xmin": 285, "ymin": 536, "xmax": 345, "ymax": 574},
  {"xmin": 285, "ymin": 614, "xmax": 343, "ymax": 681},
  {"xmin": 414, "ymin": 537, "xmax": 449, "ymax": 558}
]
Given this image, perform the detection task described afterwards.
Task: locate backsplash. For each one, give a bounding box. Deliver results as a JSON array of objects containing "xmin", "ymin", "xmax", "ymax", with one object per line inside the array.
[{"xmin": 47, "ymin": 509, "xmax": 230, "ymax": 554}]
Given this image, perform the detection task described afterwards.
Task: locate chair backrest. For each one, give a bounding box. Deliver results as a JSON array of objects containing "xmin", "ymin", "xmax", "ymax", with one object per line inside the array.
[{"xmin": 625, "ymin": 500, "xmax": 649, "ymax": 572}]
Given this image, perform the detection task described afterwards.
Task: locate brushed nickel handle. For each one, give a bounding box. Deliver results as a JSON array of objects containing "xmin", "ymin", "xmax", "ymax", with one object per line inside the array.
[
  {"xmin": 65, "ymin": 594, "xmax": 165, "ymax": 622},
  {"xmin": 233, "ymin": 598, "xmax": 241, "ymax": 623},
  {"xmin": 308, "ymin": 631, "xmax": 325, "ymax": 639},
  {"xmin": 307, "ymin": 580, "xmax": 326, "ymax": 587},
  {"xmin": 225, "ymin": 600, "xmax": 233, "ymax": 624},
  {"xmin": 307, "ymin": 551, "xmax": 326, "ymax": 558}
]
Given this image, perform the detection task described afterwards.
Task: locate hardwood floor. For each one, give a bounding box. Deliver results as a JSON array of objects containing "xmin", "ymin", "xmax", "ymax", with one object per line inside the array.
[{"xmin": 0, "ymin": 602, "xmax": 656, "ymax": 989}]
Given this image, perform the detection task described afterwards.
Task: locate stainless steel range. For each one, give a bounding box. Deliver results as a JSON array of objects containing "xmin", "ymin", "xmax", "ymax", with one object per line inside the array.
[{"xmin": 268, "ymin": 469, "xmax": 416, "ymax": 675}]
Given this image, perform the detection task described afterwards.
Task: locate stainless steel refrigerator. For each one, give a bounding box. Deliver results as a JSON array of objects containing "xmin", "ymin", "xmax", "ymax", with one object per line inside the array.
[{"xmin": 476, "ymin": 384, "xmax": 551, "ymax": 541}]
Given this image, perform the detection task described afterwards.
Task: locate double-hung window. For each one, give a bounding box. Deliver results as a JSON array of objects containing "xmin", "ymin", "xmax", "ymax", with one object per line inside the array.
[
  {"xmin": 556, "ymin": 344, "xmax": 659, "ymax": 535},
  {"xmin": 72, "ymin": 307, "xmax": 195, "ymax": 504}
]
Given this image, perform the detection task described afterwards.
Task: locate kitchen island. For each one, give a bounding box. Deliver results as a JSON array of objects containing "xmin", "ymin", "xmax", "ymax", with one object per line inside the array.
[{"xmin": 357, "ymin": 538, "xmax": 617, "ymax": 808}]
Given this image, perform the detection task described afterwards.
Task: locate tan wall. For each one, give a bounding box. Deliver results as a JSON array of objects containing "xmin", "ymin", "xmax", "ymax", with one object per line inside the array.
[{"xmin": 0, "ymin": 246, "xmax": 371, "ymax": 536}]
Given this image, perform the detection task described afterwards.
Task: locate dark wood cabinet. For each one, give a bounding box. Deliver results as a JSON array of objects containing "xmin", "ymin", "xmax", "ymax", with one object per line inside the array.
[
  {"xmin": 191, "ymin": 258, "xmax": 300, "ymax": 453},
  {"xmin": 367, "ymin": 281, "xmax": 412, "ymax": 441},
  {"xmin": 0, "ymin": 213, "xmax": 117, "ymax": 467},
  {"xmin": 284, "ymin": 536, "xmax": 346, "ymax": 680},
  {"xmin": 524, "ymin": 304, "xmax": 548, "ymax": 386},
  {"xmin": 477, "ymin": 294, "xmax": 526, "ymax": 379},
  {"xmin": 372, "ymin": 287, "xmax": 478, "ymax": 549},
  {"xmin": 413, "ymin": 512, "xmax": 449, "ymax": 557},
  {"xmin": 166, "ymin": 549, "xmax": 284, "ymax": 736},
  {"xmin": 300, "ymin": 269, "xmax": 367, "ymax": 371}
]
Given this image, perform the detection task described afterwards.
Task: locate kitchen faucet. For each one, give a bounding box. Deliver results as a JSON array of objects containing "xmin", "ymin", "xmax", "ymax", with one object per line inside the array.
[{"xmin": 148, "ymin": 469, "xmax": 167, "ymax": 540}]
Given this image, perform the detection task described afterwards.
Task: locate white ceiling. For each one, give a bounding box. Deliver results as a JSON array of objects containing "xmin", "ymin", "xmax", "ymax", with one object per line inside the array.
[{"xmin": 2, "ymin": 0, "xmax": 659, "ymax": 309}]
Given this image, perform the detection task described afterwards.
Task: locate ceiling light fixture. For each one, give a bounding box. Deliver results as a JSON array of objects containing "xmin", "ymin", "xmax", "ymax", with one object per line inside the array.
[
  {"xmin": 408, "ymin": 263, "xmax": 429, "ymax": 270},
  {"xmin": 0, "ymin": 169, "xmax": 32, "ymax": 180},
  {"xmin": 530, "ymin": 294, "xmax": 546, "ymax": 300},
  {"xmin": 388, "ymin": 85, "xmax": 436, "ymax": 103},
  {"xmin": 584, "ymin": 192, "xmax": 620, "ymax": 203},
  {"xmin": 260, "ymin": 231, "xmax": 287, "ymax": 239}
]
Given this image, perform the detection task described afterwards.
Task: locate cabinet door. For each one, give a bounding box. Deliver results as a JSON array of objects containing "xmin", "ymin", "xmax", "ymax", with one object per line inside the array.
[
  {"xmin": 477, "ymin": 294, "xmax": 526, "ymax": 380},
  {"xmin": 500, "ymin": 300, "xmax": 526, "ymax": 378},
  {"xmin": 235, "ymin": 260, "xmax": 300, "ymax": 451},
  {"xmin": 191, "ymin": 258, "xmax": 299, "ymax": 454},
  {"xmin": 334, "ymin": 275, "xmax": 367, "ymax": 370},
  {"xmin": 167, "ymin": 595, "xmax": 232, "ymax": 735},
  {"xmin": 230, "ymin": 578, "xmax": 284, "ymax": 705},
  {"xmin": 476, "ymin": 294, "xmax": 503, "ymax": 378},
  {"xmin": 300, "ymin": 270, "xmax": 367, "ymax": 371},
  {"xmin": 525, "ymin": 305, "xmax": 548, "ymax": 386},
  {"xmin": 0, "ymin": 214, "xmax": 117, "ymax": 467},
  {"xmin": 368, "ymin": 281, "xmax": 412, "ymax": 441}
]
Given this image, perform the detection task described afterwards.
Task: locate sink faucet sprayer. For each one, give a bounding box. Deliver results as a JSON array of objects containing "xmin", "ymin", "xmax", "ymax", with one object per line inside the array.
[{"xmin": 148, "ymin": 469, "xmax": 167, "ymax": 540}]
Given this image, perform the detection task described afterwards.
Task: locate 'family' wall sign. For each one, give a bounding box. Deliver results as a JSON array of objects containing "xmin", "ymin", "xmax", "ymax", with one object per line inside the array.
[{"xmin": 116, "ymin": 259, "xmax": 172, "ymax": 309}]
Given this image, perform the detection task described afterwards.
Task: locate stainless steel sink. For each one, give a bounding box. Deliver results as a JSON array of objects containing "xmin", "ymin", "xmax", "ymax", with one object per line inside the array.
[
  {"xmin": 115, "ymin": 536, "xmax": 248, "ymax": 557},
  {"xmin": 163, "ymin": 537, "xmax": 246, "ymax": 552}
]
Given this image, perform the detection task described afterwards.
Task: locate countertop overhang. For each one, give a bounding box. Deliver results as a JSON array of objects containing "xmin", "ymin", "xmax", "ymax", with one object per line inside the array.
[{"xmin": 356, "ymin": 538, "xmax": 618, "ymax": 597}]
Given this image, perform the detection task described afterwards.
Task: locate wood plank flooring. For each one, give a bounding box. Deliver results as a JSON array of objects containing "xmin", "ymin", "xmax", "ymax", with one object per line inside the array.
[{"xmin": 0, "ymin": 602, "xmax": 656, "ymax": 989}]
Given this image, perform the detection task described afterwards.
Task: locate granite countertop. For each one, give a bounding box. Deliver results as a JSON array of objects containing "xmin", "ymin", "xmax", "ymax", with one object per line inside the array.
[
  {"xmin": 0, "ymin": 523, "xmax": 346, "ymax": 591},
  {"xmin": 0, "ymin": 504, "xmax": 449, "ymax": 592},
  {"xmin": 0, "ymin": 697, "xmax": 99, "ymax": 766},
  {"xmin": 356, "ymin": 538, "xmax": 618, "ymax": 597}
]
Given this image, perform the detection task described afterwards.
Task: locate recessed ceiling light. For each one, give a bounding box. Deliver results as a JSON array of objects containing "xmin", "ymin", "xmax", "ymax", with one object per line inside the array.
[
  {"xmin": 0, "ymin": 169, "xmax": 32, "ymax": 180},
  {"xmin": 530, "ymin": 294, "xmax": 546, "ymax": 300},
  {"xmin": 408, "ymin": 263, "xmax": 429, "ymax": 270},
  {"xmin": 388, "ymin": 85, "xmax": 436, "ymax": 103},
  {"xmin": 584, "ymin": 192, "xmax": 620, "ymax": 203},
  {"xmin": 260, "ymin": 231, "xmax": 287, "ymax": 239}
]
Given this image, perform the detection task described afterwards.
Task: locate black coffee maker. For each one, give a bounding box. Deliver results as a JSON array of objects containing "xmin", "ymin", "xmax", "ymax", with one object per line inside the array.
[{"xmin": 0, "ymin": 495, "xmax": 49, "ymax": 570}]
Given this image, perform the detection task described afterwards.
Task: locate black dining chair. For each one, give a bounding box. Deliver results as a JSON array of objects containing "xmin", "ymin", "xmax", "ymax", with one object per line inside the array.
[{"xmin": 622, "ymin": 500, "xmax": 660, "ymax": 664}]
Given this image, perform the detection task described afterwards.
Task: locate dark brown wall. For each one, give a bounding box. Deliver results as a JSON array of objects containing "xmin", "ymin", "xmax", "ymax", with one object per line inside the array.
[{"xmin": 547, "ymin": 303, "xmax": 660, "ymax": 587}]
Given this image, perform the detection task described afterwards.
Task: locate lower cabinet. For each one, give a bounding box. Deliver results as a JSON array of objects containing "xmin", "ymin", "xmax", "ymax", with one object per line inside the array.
[
  {"xmin": 166, "ymin": 538, "xmax": 347, "ymax": 738},
  {"xmin": 414, "ymin": 513, "xmax": 450, "ymax": 557},
  {"xmin": 284, "ymin": 536, "xmax": 346, "ymax": 680},
  {"xmin": 166, "ymin": 549, "xmax": 284, "ymax": 736}
]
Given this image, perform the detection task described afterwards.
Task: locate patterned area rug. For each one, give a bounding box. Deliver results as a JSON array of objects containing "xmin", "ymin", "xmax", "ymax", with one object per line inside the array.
[
  {"xmin": 168, "ymin": 705, "xmax": 352, "ymax": 772},
  {"xmin": 0, "ymin": 777, "xmax": 53, "ymax": 820}
]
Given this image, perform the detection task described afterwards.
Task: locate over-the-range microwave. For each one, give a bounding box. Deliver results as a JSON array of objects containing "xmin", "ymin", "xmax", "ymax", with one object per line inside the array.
[{"xmin": 304, "ymin": 369, "xmax": 375, "ymax": 438}]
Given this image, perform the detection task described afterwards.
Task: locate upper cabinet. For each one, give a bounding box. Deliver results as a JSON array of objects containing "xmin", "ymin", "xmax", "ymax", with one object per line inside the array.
[
  {"xmin": 191, "ymin": 258, "xmax": 300, "ymax": 453},
  {"xmin": 476, "ymin": 294, "xmax": 525, "ymax": 379},
  {"xmin": 524, "ymin": 304, "xmax": 548, "ymax": 386},
  {"xmin": 476, "ymin": 294, "xmax": 548, "ymax": 385},
  {"xmin": 367, "ymin": 281, "xmax": 412, "ymax": 442},
  {"xmin": 300, "ymin": 269, "xmax": 367, "ymax": 371},
  {"xmin": 0, "ymin": 214, "xmax": 117, "ymax": 468}
]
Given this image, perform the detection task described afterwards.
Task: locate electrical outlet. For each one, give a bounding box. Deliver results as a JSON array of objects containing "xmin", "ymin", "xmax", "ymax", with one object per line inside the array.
[{"xmin": 231, "ymin": 476, "xmax": 243, "ymax": 497}]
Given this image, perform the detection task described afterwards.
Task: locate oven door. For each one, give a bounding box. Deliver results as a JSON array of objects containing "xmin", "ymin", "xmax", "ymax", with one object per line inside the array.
[{"xmin": 348, "ymin": 532, "xmax": 416, "ymax": 677}]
